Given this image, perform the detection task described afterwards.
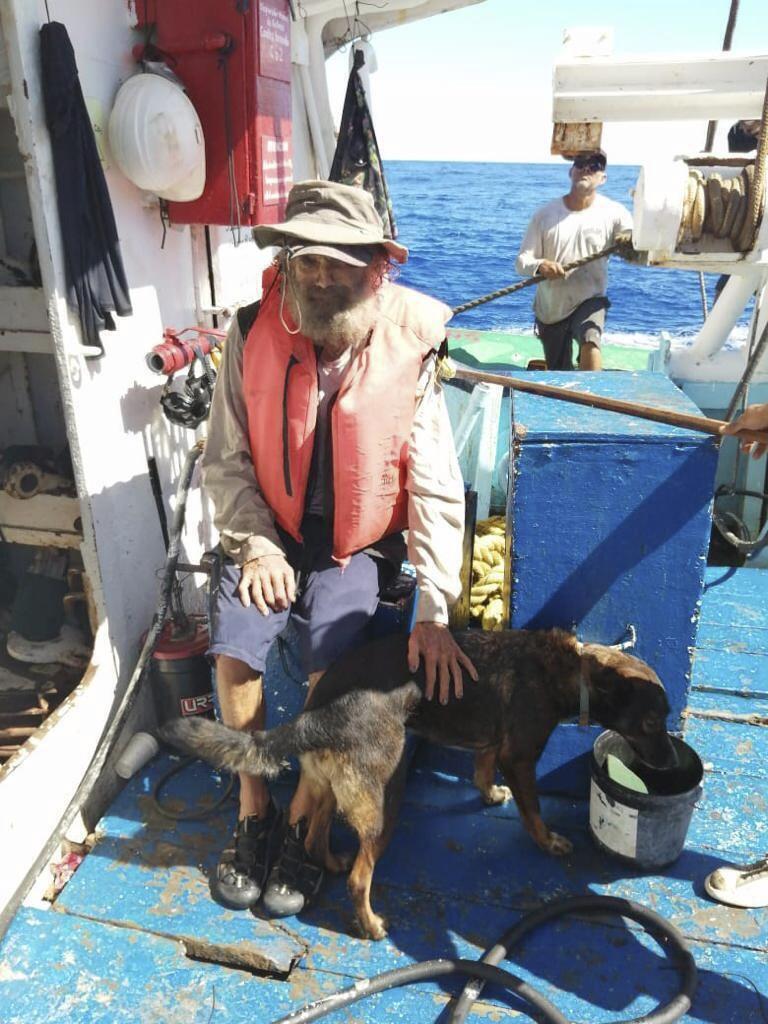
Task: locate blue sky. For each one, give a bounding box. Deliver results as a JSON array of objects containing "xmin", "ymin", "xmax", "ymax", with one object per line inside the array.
[{"xmin": 326, "ymin": 0, "xmax": 767, "ymax": 164}]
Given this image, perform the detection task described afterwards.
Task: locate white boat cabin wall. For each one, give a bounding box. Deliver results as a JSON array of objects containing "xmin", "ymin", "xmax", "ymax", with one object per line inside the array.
[{"xmin": 0, "ymin": 0, "xmax": 275, "ymax": 925}]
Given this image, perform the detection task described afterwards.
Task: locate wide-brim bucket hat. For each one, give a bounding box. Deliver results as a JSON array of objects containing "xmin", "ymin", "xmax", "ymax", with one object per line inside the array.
[{"xmin": 252, "ymin": 179, "xmax": 408, "ymax": 264}]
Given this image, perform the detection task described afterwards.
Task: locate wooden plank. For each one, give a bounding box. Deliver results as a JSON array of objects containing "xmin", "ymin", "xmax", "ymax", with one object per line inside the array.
[
  {"xmin": 695, "ymin": 620, "xmax": 768, "ymax": 655},
  {"xmin": 3, "ymin": 870, "xmax": 767, "ymax": 1024},
  {"xmin": 685, "ymin": 717, "xmax": 768, "ymax": 780},
  {"xmin": 55, "ymin": 757, "xmax": 304, "ymax": 975},
  {"xmin": 703, "ymin": 565, "xmax": 768, "ymax": 602},
  {"xmin": 372, "ymin": 799, "xmax": 768, "ymax": 950},
  {"xmin": 453, "ymin": 363, "xmax": 727, "ymax": 435},
  {"xmin": 0, "ymin": 351, "xmax": 35, "ymax": 448},
  {"xmin": 688, "ymin": 773, "xmax": 768, "ymax": 862},
  {"xmin": 691, "ymin": 647, "xmax": 768, "ymax": 698},
  {"xmin": 0, "ymin": 287, "xmax": 48, "ymax": 330},
  {"xmin": 0, "ymin": 330, "xmax": 51, "ymax": 353},
  {"xmin": 401, "ymin": 768, "xmax": 768, "ymax": 867},
  {"xmin": 0, "ymin": 908, "xmax": 461, "ymax": 1024},
  {"xmin": 54, "ymin": 836, "xmax": 305, "ymax": 975},
  {"xmin": 284, "ymin": 879, "xmax": 767, "ymax": 1024},
  {"xmin": 553, "ymin": 53, "xmax": 768, "ymax": 122},
  {"xmin": 0, "ymin": 491, "xmax": 82, "ymax": 549},
  {"xmin": 687, "ymin": 686, "xmax": 768, "ymax": 717}
]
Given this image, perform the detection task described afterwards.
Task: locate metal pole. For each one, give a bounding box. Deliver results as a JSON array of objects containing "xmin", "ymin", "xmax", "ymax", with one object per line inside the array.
[{"xmin": 704, "ymin": 0, "xmax": 740, "ymax": 152}]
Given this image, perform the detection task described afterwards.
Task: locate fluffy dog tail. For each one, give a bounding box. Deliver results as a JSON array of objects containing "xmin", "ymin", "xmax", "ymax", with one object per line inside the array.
[{"xmin": 160, "ymin": 716, "xmax": 306, "ymax": 779}]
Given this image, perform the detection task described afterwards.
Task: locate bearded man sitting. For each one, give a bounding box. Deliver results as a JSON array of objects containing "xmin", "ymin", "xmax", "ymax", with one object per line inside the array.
[{"xmin": 202, "ymin": 179, "xmax": 476, "ymax": 918}]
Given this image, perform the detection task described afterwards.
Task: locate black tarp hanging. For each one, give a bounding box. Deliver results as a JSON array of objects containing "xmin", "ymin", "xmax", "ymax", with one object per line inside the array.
[
  {"xmin": 329, "ymin": 49, "xmax": 397, "ymax": 240},
  {"xmin": 40, "ymin": 22, "xmax": 132, "ymax": 355}
]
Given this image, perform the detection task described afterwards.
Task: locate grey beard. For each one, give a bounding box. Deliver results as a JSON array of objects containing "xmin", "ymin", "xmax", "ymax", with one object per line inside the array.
[{"xmin": 290, "ymin": 289, "xmax": 381, "ymax": 356}]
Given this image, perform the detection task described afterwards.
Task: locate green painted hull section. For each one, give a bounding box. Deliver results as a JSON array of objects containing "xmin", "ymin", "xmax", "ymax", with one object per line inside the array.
[{"xmin": 447, "ymin": 327, "xmax": 652, "ymax": 372}]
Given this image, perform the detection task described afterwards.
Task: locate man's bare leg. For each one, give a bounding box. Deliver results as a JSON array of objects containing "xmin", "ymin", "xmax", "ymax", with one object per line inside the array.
[
  {"xmin": 579, "ymin": 341, "xmax": 602, "ymax": 371},
  {"xmin": 216, "ymin": 653, "xmax": 270, "ymax": 820}
]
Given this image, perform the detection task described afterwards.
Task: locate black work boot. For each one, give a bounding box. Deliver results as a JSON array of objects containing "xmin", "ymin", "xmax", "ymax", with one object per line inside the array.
[
  {"xmin": 261, "ymin": 817, "xmax": 326, "ymax": 918},
  {"xmin": 211, "ymin": 800, "xmax": 281, "ymax": 910}
]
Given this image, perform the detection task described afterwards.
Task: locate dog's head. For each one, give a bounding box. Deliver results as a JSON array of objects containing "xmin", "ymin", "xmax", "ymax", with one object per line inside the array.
[{"xmin": 580, "ymin": 644, "xmax": 677, "ymax": 769}]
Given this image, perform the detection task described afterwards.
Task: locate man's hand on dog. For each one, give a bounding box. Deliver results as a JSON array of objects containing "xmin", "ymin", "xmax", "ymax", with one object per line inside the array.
[
  {"xmin": 408, "ymin": 622, "xmax": 478, "ymax": 704},
  {"xmin": 238, "ymin": 554, "xmax": 296, "ymax": 615}
]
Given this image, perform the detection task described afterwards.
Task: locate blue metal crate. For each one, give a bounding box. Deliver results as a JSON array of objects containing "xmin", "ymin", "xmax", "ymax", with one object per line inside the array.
[{"xmin": 508, "ymin": 371, "xmax": 718, "ymax": 728}]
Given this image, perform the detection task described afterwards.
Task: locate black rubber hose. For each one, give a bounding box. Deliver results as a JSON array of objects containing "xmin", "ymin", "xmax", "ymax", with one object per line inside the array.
[
  {"xmin": 149, "ymin": 755, "xmax": 234, "ymax": 821},
  {"xmin": 452, "ymin": 895, "xmax": 696, "ymax": 1024},
  {"xmin": 271, "ymin": 894, "xmax": 697, "ymax": 1024},
  {"xmin": 271, "ymin": 958, "xmax": 568, "ymax": 1024}
]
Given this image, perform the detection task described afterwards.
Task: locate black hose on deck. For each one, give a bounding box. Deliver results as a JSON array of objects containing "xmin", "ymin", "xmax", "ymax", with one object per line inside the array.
[
  {"xmin": 271, "ymin": 894, "xmax": 697, "ymax": 1024},
  {"xmin": 452, "ymin": 895, "xmax": 697, "ymax": 1024}
]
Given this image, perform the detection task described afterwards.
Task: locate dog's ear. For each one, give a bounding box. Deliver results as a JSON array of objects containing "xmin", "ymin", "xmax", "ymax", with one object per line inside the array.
[
  {"xmin": 581, "ymin": 646, "xmax": 639, "ymax": 708},
  {"xmin": 586, "ymin": 662, "xmax": 634, "ymax": 709},
  {"xmin": 582, "ymin": 645, "xmax": 669, "ymax": 715}
]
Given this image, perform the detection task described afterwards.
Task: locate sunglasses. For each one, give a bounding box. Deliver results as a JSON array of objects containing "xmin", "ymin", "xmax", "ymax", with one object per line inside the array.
[{"xmin": 573, "ymin": 157, "xmax": 605, "ymax": 173}]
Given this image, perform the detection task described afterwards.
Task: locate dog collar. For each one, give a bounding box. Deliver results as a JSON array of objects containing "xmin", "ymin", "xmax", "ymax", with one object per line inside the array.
[{"xmin": 579, "ymin": 674, "xmax": 590, "ymax": 727}]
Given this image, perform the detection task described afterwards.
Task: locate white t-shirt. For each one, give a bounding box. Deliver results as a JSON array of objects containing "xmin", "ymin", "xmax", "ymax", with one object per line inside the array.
[{"xmin": 516, "ymin": 194, "xmax": 633, "ymax": 324}]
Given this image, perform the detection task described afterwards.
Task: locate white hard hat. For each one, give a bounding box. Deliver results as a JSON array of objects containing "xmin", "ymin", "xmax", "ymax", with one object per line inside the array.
[{"xmin": 108, "ymin": 72, "xmax": 205, "ymax": 201}]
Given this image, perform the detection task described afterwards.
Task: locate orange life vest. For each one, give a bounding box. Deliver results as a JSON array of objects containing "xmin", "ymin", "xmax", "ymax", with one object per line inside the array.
[{"xmin": 242, "ymin": 265, "xmax": 452, "ymax": 561}]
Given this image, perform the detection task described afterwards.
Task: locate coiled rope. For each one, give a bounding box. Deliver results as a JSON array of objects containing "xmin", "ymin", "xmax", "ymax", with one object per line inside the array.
[
  {"xmin": 470, "ymin": 516, "xmax": 506, "ymax": 630},
  {"xmin": 679, "ymin": 78, "xmax": 768, "ymax": 252},
  {"xmin": 678, "ymin": 163, "xmax": 759, "ymax": 251}
]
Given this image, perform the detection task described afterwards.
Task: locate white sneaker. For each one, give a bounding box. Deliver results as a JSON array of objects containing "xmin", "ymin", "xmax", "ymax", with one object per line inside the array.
[{"xmin": 704, "ymin": 855, "xmax": 768, "ymax": 909}]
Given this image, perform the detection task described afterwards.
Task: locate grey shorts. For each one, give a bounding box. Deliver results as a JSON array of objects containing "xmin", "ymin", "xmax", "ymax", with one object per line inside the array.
[
  {"xmin": 535, "ymin": 296, "xmax": 609, "ymax": 370},
  {"xmin": 208, "ymin": 519, "xmax": 382, "ymax": 676}
]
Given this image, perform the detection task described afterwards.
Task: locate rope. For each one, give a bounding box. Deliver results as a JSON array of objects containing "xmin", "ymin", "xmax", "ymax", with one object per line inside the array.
[
  {"xmin": 725, "ymin": 314, "xmax": 768, "ymax": 422},
  {"xmin": 450, "ymin": 240, "xmax": 626, "ymax": 317},
  {"xmin": 680, "ymin": 79, "xmax": 768, "ymax": 252},
  {"xmin": 698, "ymin": 270, "xmax": 709, "ymax": 320},
  {"xmin": 679, "ymin": 165, "xmax": 754, "ymax": 251},
  {"xmin": 714, "ymin": 314, "xmax": 768, "ymax": 554},
  {"xmin": 747, "ymin": 78, "xmax": 768, "ymax": 251},
  {"xmin": 469, "ymin": 517, "xmax": 505, "ymax": 630}
]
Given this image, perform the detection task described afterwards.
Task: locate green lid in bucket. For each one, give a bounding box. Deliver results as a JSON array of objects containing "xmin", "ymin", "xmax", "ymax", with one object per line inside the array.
[{"xmin": 605, "ymin": 753, "xmax": 649, "ymax": 794}]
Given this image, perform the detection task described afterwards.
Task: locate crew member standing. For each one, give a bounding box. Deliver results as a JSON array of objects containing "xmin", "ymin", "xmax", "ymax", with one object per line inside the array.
[{"xmin": 516, "ymin": 150, "xmax": 632, "ymax": 371}]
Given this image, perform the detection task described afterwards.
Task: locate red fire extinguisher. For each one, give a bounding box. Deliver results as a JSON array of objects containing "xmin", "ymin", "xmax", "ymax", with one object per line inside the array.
[{"xmin": 134, "ymin": 0, "xmax": 293, "ymax": 228}]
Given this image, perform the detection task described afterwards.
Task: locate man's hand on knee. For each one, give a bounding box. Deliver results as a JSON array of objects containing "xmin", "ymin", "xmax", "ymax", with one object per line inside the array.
[
  {"xmin": 407, "ymin": 622, "xmax": 478, "ymax": 705},
  {"xmin": 238, "ymin": 555, "xmax": 296, "ymax": 615}
]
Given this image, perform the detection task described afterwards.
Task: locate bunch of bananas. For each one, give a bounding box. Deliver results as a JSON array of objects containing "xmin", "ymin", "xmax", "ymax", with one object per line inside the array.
[
  {"xmin": 470, "ymin": 515, "xmax": 506, "ymax": 631},
  {"xmin": 209, "ymin": 343, "xmax": 223, "ymax": 370}
]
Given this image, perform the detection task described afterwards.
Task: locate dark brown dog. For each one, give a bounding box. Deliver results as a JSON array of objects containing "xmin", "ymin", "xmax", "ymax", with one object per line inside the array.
[{"xmin": 163, "ymin": 628, "xmax": 675, "ymax": 939}]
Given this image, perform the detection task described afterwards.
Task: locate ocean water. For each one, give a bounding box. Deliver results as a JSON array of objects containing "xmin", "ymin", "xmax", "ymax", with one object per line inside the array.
[{"xmin": 385, "ymin": 161, "xmax": 748, "ymax": 347}]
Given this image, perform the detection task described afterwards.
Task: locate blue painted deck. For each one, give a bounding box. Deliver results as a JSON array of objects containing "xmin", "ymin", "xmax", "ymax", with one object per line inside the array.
[{"xmin": 1, "ymin": 566, "xmax": 767, "ymax": 1023}]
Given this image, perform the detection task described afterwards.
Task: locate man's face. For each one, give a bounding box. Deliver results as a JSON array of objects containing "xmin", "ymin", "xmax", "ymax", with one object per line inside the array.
[
  {"xmin": 287, "ymin": 252, "xmax": 380, "ymax": 352},
  {"xmin": 289, "ymin": 254, "xmax": 371, "ymax": 318},
  {"xmin": 570, "ymin": 156, "xmax": 606, "ymax": 193}
]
